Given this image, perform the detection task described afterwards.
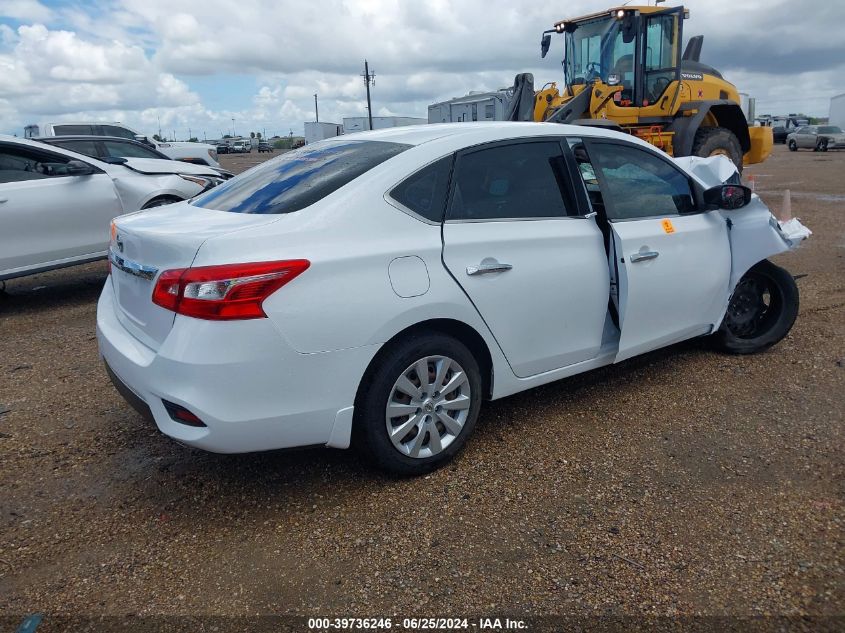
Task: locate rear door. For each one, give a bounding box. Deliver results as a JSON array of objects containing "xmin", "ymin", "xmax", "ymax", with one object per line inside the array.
[
  {"xmin": 0, "ymin": 142, "xmax": 122, "ymax": 275},
  {"xmin": 441, "ymin": 139, "xmax": 610, "ymax": 378},
  {"xmin": 580, "ymin": 139, "xmax": 731, "ymax": 361}
]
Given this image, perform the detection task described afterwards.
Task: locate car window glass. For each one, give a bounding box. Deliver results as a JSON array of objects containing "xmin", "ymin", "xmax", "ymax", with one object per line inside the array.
[
  {"xmin": 588, "ymin": 142, "xmax": 695, "ymax": 219},
  {"xmin": 0, "ymin": 145, "xmax": 70, "ymax": 183},
  {"xmin": 192, "ymin": 139, "xmax": 410, "ymax": 214},
  {"xmin": 103, "ymin": 140, "xmax": 162, "ymax": 159},
  {"xmin": 101, "ymin": 125, "xmax": 136, "ymax": 140},
  {"xmin": 389, "ymin": 156, "xmax": 453, "ymax": 222},
  {"xmin": 54, "ymin": 125, "xmax": 94, "ymax": 135},
  {"xmin": 53, "ymin": 140, "xmax": 99, "ymax": 158},
  {"xmin": 567, "ymin": 138, "xmax": 606, "ymax": 215},
  {"xmin": 447, "ymin": 141, "xmax": 573, "ymax": 220}
]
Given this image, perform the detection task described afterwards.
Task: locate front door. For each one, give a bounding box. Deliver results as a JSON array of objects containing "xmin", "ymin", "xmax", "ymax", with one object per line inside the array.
[
  {"xmin": 579, "ymin": 139, "xmax": 731, "ymax": 361},
  {"xmin": 441, "ymin": 139, "xmax": 610, "ymax": 378},
  {"xmin": 0, "ymin": 143, "xmax": 122, "ymax": 274}
]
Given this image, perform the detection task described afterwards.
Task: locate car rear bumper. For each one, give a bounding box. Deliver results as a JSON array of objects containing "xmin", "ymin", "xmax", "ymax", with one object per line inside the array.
[{"xmin": 96, "ymin": 278, "xmax": 376, "ymax": 453}]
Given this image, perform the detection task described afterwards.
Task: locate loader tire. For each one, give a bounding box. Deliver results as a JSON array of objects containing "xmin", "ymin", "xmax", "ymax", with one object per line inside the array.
[{"xmin": 692, "ymin": 126, "xmax": 743, "ymax": 172}]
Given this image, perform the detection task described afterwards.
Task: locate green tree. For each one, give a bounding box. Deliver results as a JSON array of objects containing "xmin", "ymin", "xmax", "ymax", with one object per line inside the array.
[
  {"xmin": 152, "ymin": 134, "xmax": 164, "ymax": 142},
  {"xmin": 250, "ymin": 131, "xmax": 256, "ymax": 138},
  {"xmin": 187, "ymin": 137, "xmax": 198, "ymax": 143},
  {"xmin": 256, "ymin": 132, "xmax": 262, "ymax": 140}
]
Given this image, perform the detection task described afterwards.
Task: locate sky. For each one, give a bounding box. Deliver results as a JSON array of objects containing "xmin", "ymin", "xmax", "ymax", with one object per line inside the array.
[{"xmin": 1, "ymin": 0, "xmax": 842, "ymax": 140}]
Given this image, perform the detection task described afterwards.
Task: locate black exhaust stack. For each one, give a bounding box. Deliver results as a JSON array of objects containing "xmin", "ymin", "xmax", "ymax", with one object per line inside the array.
[{"xmin": 683, "ymin": 35, "xmax": 704, "ymax": 62}]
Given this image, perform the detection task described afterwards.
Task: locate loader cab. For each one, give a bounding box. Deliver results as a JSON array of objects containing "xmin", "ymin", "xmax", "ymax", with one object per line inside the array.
[{"xmin": 546, "ymin": 5, "xmax": 684, "ymax": 110}]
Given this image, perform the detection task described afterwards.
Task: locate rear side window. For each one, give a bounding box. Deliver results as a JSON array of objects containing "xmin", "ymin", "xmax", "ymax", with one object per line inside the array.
[
  {"xmin": 447, "ymin": 141, "xmax": 573, "ymax": 220},
  {"xmin": 389, "ymin": 156, "xmax": 453, "ymax": 222},
  {"xmin": 54, "ymin": 125, "xmax": 95, "ymax": 135},
  {"xmin": 192, "ymin": 140, "xmax": 410, "ymax": 214}
]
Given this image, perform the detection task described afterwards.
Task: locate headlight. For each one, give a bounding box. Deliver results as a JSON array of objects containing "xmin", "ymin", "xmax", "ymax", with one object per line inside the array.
[{"xmin": 178, "ymin": 174, "xmax": 221, "ymax": 190}]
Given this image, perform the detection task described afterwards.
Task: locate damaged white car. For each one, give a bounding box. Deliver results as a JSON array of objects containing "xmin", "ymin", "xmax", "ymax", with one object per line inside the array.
[
  {"xmin": 97, "ymin": 123, "xmax": 809, "ymax": 475},
  {"xmin": 0, "ymin": 136, "xmax": 224, "ymax": 281}
]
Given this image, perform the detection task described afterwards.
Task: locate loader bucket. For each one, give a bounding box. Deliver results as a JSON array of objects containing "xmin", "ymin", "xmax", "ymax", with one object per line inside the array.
[{"xmin": 744, "ymin": 126, "xmax": 773, "ymax": 166}]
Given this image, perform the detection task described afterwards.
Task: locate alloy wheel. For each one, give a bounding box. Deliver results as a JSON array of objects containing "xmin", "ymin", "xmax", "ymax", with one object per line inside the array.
[{"xmin": 385, "ymin": 355, "xmax": 471, "ymax": 459}]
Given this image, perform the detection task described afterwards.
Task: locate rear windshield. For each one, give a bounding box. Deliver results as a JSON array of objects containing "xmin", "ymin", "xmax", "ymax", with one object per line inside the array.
[{"xmin": 191, "ymin": 139, "xmax": 410, "ymax": 214}]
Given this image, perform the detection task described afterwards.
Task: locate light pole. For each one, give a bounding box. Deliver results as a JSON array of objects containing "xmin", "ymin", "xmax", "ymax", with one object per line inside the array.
[
  {"xmin": 231, "ymin": 118, "xmax": 235, "ymax": 137},
  {"xmin": 361, "ymin": 60, "xmax": 376, "ymax": 130},
  {"xmin": 314, "ymin": 93, "xmax": 319, "ymax": 122}
]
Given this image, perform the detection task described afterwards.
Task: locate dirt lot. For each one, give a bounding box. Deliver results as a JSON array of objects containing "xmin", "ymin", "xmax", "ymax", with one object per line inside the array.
[{"xmin": 0, "ymin": 145, "xmax": 842, "ymax": 629}]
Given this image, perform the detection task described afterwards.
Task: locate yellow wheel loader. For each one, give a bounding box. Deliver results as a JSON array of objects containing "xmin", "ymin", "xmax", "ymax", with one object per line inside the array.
[{"xmin": 524, "ymin": 5, "xmax": 772, "ymax": 169}]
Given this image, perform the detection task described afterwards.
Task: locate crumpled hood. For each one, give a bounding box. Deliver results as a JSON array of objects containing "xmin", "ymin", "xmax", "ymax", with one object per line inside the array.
[
  {"xmin": 121, "ymin": 157, "xmax": 220, "ymax": 177},
  {"xmin": 673, "ymin": 154, "xmax": 738, "ymax": 187}
]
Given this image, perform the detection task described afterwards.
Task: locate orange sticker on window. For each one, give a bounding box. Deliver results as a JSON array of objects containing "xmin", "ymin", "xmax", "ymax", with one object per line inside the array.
[{"xmin": 662, "ymin": 219, "xmax": 675, "ymax": 234}]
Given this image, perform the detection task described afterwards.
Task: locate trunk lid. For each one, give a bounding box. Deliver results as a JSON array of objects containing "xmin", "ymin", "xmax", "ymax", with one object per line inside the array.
[{"xmin": 109, "ymin": 201, "xmax": 279, "ymax": 350}]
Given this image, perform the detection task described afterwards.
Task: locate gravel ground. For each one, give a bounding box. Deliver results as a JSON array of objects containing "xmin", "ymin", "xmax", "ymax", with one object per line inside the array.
[{"xmin": 0, "ymin": 145, "xmax": 842, "ymax": 629}]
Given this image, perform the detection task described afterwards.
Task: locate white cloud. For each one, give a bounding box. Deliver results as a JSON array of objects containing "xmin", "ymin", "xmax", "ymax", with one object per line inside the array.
[
  {"xmin": 0, "ymin": 0, "xmax": 52, "ymax": 22},
  {"xmin": 0, "ymin": 0, "xmax": 842, "ymax": 138}
]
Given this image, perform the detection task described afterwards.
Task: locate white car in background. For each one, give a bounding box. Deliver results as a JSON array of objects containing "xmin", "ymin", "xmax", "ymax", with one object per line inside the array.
[
  {"xmin": 97, "ymin": 123, "xmax": 809, "ymax": 475},
  {"xmin": 0, "ymin": 136, "xmax": 224, "ymax": 282},
  {"xmin": 24, "ymin": 122, "xmax": 221, "ymax": 168}
]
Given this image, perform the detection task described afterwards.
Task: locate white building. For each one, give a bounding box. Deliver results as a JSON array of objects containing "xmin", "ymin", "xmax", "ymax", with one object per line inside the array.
[
  {"xmin": 830, "ymin": 93, "xmax": 845, "ymax": 129},
  {"xmin": 342, "ymin": 116, "xmax": 426, "ymax": 133},
  {"xmin": 428, "ymin": 90, "xmax": 513, "ymax": 124},
  {"xmin": 304, "ymin": 121, "xmax": 343, "ymax": 145}
]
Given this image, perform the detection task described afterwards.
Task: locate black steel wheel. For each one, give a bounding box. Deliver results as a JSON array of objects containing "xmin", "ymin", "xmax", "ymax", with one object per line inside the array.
[{"xmin": 712, "ymin": 260, "xmax": 799, "ymax": 354}]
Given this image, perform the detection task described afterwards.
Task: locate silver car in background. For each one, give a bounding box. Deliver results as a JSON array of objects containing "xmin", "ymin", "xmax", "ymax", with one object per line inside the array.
[
  {"xmin": 787, "ymin": 125, "xmax": 845, "ymax": 152},
  {"xmin": 0, "ymin": 136, "xmax": 224, "ymax": 282}
]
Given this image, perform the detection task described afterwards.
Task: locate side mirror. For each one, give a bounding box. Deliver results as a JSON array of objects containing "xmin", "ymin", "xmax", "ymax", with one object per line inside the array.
[
  {"xmin": 704, "ymin": 184, "xmax": 752, "ymax": 210},
  {"xmin": 66, "ymin": 160, "xmax": 95, "ymax": 176},
  {"xmin": 540, "ymin": 33, "xmax": 552, "ymax": 59}
]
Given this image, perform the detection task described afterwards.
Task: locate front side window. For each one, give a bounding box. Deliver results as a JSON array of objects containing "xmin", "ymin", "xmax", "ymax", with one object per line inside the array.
[
  {"xmin": 101, "ymin": 125, "xmax": 137, "ymax": 139},
  {"xmin": 0, "ymin": 145, "xmax": 71, "ymax": 183},
  {"xmin": 587, "ymin": 142, "xmax": 695, "ymax": 219},
  {"xmin": 103, "ymin": 140, "xmax": 163, "ymax": 159},
  {"xmin": 447, "ymin": 141, "xmax": 573, "ymax": 221},
  {"xmin": 643, "ymin": 13, "xmax": 679, "ymax": 103},
  {"xmin": 389, "ymin": 156, "xmax": 453, "ymax": 223},
  {"xmin": 818, "ymin": 126, "xmax": 842, "ymax": 135},
  {"xmin": 192, "ymin": 139, "xmax": 410, "ymax": 214},
  {"xmin": 53, "ymin": 140, "xmax": 99, "ymax": 158}
]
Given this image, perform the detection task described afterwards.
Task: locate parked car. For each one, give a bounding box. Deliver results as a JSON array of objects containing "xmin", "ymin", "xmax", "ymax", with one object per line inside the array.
[
  {"xmin": 38, "ymin": 136, "xmax": 234, "ymax": 180},
  {"xmin": 232, "ymin": 141, "xmax": 251, "ymax": 153},
  {"xmin": 0, "ymin": 135, "xmax": 224, "ymax": 282},
  {"xmin": 97, "ymin": 123, "xmax": 809, "ymax": 475},
  {"xmin": 216, "ymin": 144, "xmax": 230, "ymax": 155},
  {"xmin": 24, "ymin": 122, "xmax": 221, "ymax": 168},
  {"xmin": 787, "ymin": 125, "xmax": 845, "ymax": 151},
  {"xmin": 257, "ymin": 142, "xmax": 273, "ymax": 153}
]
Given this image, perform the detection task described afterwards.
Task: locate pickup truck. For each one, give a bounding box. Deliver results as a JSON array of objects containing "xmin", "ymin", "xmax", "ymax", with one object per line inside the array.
[{"xmin": 24, "ymin": 122, "xmax": 221, "ymax": 168}]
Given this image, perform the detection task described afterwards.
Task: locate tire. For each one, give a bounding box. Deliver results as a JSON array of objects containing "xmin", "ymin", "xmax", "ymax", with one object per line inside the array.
[
  {"xmin": 712, "ymin": 260, "xmax": 799, "ymax": 355},
  {"xmin": 788, "ymin": 140, "xmax": 798, "ymax": 152},
  {"xmin": 817, "ymin": 138, "xmax": 829, "ymax": 152},
  {"xmin": 141, "ymin": 196, "xmax": 182, "ymax": 209},
  {"xmin": 354, "ymin": 332, "xmax": 482, "ymax": 476},
  {"xmin": 692, "ymin": 126, "xmax": 744, "ymax": 171}
]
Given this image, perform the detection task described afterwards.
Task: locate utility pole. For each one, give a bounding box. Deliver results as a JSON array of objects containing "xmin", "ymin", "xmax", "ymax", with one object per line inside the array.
[
  {"xmin": 157, "ymin": 115, "xmax": 162, "ymax": 139},
  {"xmin": 361, "ymin": 60, "xmax": 375, "ymax": 130},
  {"xmin": 314, "ymin": 93, "xmax": 319, "ymax": 122},
  {"xmin": 231, "ymin": 118, "xmax": 236, "ymax": 137}
]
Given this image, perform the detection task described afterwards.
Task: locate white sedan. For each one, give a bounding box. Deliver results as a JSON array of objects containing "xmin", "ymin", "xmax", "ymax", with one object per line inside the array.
[
  {"xmin": 97, "ymin": 123, "xmax": 809, "ymax": 475},
  {"xmin": 0, "ymin": 136, "xmax": 224, "ymax": 282}
]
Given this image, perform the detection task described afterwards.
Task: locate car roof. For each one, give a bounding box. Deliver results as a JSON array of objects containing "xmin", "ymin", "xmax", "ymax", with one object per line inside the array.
[{"xmin": 339, "ymin": 121, "xmax": 655, "ymax": 150}]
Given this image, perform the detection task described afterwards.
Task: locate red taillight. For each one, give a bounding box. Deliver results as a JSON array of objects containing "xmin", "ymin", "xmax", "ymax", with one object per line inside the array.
[{"xmin": 152, "ymin": 260, "xmax": 309, "ymax": 320}]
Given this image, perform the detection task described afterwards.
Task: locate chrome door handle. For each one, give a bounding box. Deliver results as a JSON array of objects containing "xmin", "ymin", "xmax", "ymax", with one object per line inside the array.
[
  {"xmin": 630, "ymin": 251, "xmax": 659, "ymax": 263},
  {"xmin": 466, "ymin": 261, "xmax": 513, "ymax": 276}
]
